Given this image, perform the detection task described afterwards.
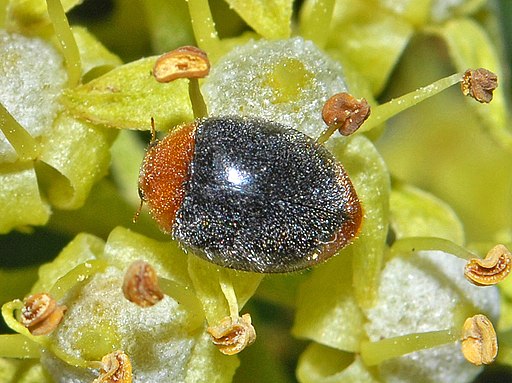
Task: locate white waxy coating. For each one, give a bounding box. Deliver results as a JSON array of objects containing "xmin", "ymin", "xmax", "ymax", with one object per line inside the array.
[
  {"xmin": 364, "ymin": 250, "xmax": 500, "ymax": 383},
  {"xmin": 0, "ymin": 31, "xmax": 66, "ymax": 162},
  {"xmin": 202, "ymin": 37, "xmax": 348, "ymax": 139}
]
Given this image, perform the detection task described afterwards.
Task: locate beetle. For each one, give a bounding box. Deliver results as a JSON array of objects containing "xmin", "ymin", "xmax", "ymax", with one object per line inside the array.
[{"xmin": 138, "ymin": 116, "xmax": 362, "ymax": 273}]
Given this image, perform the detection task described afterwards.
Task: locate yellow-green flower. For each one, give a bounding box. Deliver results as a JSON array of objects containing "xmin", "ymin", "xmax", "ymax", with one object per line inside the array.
[{"xmin": 0, "ymin": 0, "xmax": 120, "ymax": 233}]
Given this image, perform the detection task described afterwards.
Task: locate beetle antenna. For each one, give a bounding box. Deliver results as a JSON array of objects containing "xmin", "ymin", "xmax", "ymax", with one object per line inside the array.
[
  {"xmin": 133, "ymin": 199, "xmax": 144, "ymax": 223},
  {"xmin": 150, "ymin": 117, "xmax": 157, "ymax": 144}
]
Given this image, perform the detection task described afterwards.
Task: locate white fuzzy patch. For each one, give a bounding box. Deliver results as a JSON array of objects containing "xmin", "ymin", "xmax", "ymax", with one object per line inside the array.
[
  {"xmin": 202, "ymin": 37, "xmax": 347, "ymax": 139},
  {"xmin": 0, "ymin": 31, "xmax": 66, "ymax": 162}
]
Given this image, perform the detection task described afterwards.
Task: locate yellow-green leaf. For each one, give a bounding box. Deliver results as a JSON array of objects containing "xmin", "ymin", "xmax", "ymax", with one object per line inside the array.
[
  {"xmin": 390, "ymin": 183, "xmax": 465, "ymax": 245},
  {"xmin": 6, "ymin": 0, "xmax": 81, "ymax": 34},
  {"xmin": 328, "ymin": 1, "xmax": 413, "ymax": 95},
  {"xmin": 38, "ymin": 113, "xmax": 116, "ymax": 210},
  {"xmin": 63, "ymin": 57, "xmax": 194, "ymax": 130},
  {"xmin": 330, "ymin": 135, "xmax": 390, "ymax": 309},
  {"xmin": 292, "ymin": 252, "xmax": 365, "ymax": 352},
  {"xmin": 31, "ymin": 232, "xmax": 104, "ymax": 294},
  {"xmin": 0, "ymin": 162, "xmax": 50, "ymax": 233},
  {"xmin": 72, "ymin": 26, "xmax": 122, "ymax": 78},
  {"xmin": 224, "ymin": 0, "xmax": 292, "ymax": 39}
]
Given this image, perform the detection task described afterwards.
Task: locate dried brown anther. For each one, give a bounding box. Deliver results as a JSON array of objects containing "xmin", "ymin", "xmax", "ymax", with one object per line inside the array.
[
  {"xmin": 461, "ymin": 68, "xmax": 498, "ymax": 103},
  {"xmin": 20, "ymin": 293, "xmax": 66, "ymax": 336},
  {"xmin": 153, "ymin": 46, "xmax": 210, "ymax": 83},
  {"xmin": 461, "ymin": 314, "xmax": 497, "ymax": 366},
  {"xmin": 464, "ymin": 244, "xmax": 512, "ymax": 286},
  {"xmin": 93, "ymin": 351, "xmax": 133, "ymax": 383},
  {"xmin": 207, "ymin": 313, "xmax": 256, "ymax": 355},
  {"xmin": 322, "ymin": 92, "xmax": 371, "ymax": 136},
  {"xmin": 122, "ymin": 260, "xmax": 164, "ymax": 307}
]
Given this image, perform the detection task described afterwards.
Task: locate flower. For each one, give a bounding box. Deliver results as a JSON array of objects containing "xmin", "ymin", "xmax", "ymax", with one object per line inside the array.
[{"xmin": 0, "ymin": 0, "xmax": 121, "ymax": 233}]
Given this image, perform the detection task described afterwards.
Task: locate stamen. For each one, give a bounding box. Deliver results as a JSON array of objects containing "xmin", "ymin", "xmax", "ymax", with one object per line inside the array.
[
  {"xmin": 0, "ymin": 102, "xmax": 40, "ymax": 161},
  {"xmin": 360, "ymin": 329, "xmax": 458, "ymax": 366},
  {"xmin": 122, "ymin": 261, "xmax": 164, "ymax": 307},
  {"xmin": 363, "ymin": 72, "xmax": 463, "ymax": 131},
  {"xmin": 92, "ymin": 350, "xmax": 133, "ymax": 383},
  {"xmin": 464, "ymin": 244, "xmax": 512, "ymax": 286},
  {"xmin": 46, "ymin": 0, "xmax": 81, "ymax": 86},
  {"xmin": 461, "ymin": 314, "xmax": 498, "ymax": 366},
  {"xmin": 152, "ymin": 47, "xmax": 210, "ymax": 118},
  {"xmin": 207, "ymin": 313, "xmax": 256, "ymax": 355},
  {"xmin": 20, "ymin": 293, "xmax": 66, "ymax": 336},
  {"xmin": 461, "ymin": 68, "xmax": 498, "ymax": 103},
  {"xmin": 317, "ymin": 92, "xmax": 371, "ymax": 144}
]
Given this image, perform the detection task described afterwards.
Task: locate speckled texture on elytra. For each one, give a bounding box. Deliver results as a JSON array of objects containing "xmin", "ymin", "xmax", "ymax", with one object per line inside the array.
[
  {"xmin": 42, "ymin": 267, "xmax": 198, "ymax": 383},
  {"xmin": 173, "ymin": 117, "xmax": 361, "ymax": 273},
  {"xmin": 0, "ymin": 31, "xmax": 66, "ymax": 162},
  {"xmin": 202, "ymin": 37, "xmax": 348, "ymax": 139},
  {"xmin": 364, "ymin": 250, "xmax": 500, "ymax": 383}
]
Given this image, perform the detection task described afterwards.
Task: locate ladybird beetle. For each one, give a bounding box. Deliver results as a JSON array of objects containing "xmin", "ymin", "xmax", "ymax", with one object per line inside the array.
[{"xmin": 138, "ymin": 116, "xmax": 362, "ymax": 273}]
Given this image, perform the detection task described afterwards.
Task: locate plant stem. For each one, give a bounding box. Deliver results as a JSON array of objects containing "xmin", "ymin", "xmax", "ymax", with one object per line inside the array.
[
  {"xmin": 360, "ymin": 329, "xmax": 459, "ymax": 366},
  {"xmin": 0, "ymin": 103, "xmax": 40, "ymax": 161},
  {"xmin": 46, "ymin": 0, "xmax": 82, "ymax": 87},
  {"xmin": 300, "ymin": 0, "xmax": 336, "ymax": 49},
  {"xmin": 189, "ymin": 78, "xmax": 208, "ymax": 118},
  {"xmin": 187, "ymin": 0, "xmax": 221, "ymax": 62},
  {"xmin": 158, "ymin": 277, "xmax": 205, "ymax": 330},
  {"xmin": 49, "ymin": 260, "xmax": 108, "ymax": 301},
  {"xmin": 362, "ymin": 72, "xmax": 463, "ymax": 131},
  {"xmin": 391, "ymin": 237, "xmax": 476, "ymax": 261},
  {"xmin": 0, "ymin": 334, "xmax": 40, "ymax": 358}
]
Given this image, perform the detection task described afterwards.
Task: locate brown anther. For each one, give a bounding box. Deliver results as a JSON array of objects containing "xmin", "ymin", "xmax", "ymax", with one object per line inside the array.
[
  {"xmin": 93, "ymin": 351, "xmax": 132, "ymax": 383},
  {"xmin": 464, "ymin": 244, "xmax": 512, "ymax": 286},
  {"xmin": 207, "ymin": 313, "xmax": 256, "ymax": 355},
  {"xmin": 153, "ymin": 46, "xmax": 210, "ymax": 83},
  {"xmin": 122, "ymin": 260, "xmax": 164, "ymax": 307},
  {"xmin": 461, "ymin": 68, "xmax": 498, "ymax": 103},
  {"xmin": 322, "ymin": 92, "xmax": 371, "ymax": 136},
  {"xmin": 20, "ymin": 293, "xmax": 66, "ymax": 336},
  {"xmin": 461, "ymin": 314, "xmax": 498, "ymax": 366}
]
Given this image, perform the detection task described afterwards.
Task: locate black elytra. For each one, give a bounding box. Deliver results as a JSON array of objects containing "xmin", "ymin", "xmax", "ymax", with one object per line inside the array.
[{"xmin": 170, "ymin": 116, "xmax": 362, "ymax": 273}]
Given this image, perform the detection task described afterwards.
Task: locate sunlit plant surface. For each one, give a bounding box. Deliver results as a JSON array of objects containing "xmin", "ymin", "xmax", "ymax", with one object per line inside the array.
[{"xmin": 1, "ymin": 0, "xmax": 512, "ymax": 382}]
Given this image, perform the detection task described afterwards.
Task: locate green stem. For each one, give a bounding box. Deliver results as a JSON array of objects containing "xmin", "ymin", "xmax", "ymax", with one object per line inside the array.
[
  {"xmin": 49, "ymin": 260, "xmax": 108, "ymax": 301},
  {"xmin": 360, "ymin": 329, "xmax": 459, "ymax": 366},
  {"xmin": 189, "ymin": 78, "xmax": 208, "ymax": 118},
  {"xmin": 391, "ymin": 237, "xmax": 476, "ymax": 261},
  {"xmin": 0, "ymin": 334, "xmax": 40, "ymax": 358},
  {"xmin": 300, "ymin": 0, "xmax": 336, "ymax": 49},
  {"xmin": 362, "ymin": 72, "xmax": 463, "ymax": 131},
  {"xmin": 158, "ymin": 277, "xmax": 205, "ymax": 330},
  {"xmin": 46, "ymin": 0, "xmax": 81, "ymax": 87},
  {"xmin": 187, "ymin": 0, "xmax": 221, "ymax": 62},
  {"xmin": 219, "ymin": 272, "xmax": 240, "ymax": 321},
  {"xmin": 0, "ymin": 102, "xmax": 40, "ymax": 161},
  {"xmin": 48, "ymin": 342, "xmax": 92, "ymax": 368},
  {"xmin": 316, "ymin": 123, "xmax": 338, "ymax": 145}
]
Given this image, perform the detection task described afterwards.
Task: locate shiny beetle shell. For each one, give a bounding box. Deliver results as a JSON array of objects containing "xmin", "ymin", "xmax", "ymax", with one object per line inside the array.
[{"xmin": 138, "ymin": 116, "xmax": 362, "ymax": 273}]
